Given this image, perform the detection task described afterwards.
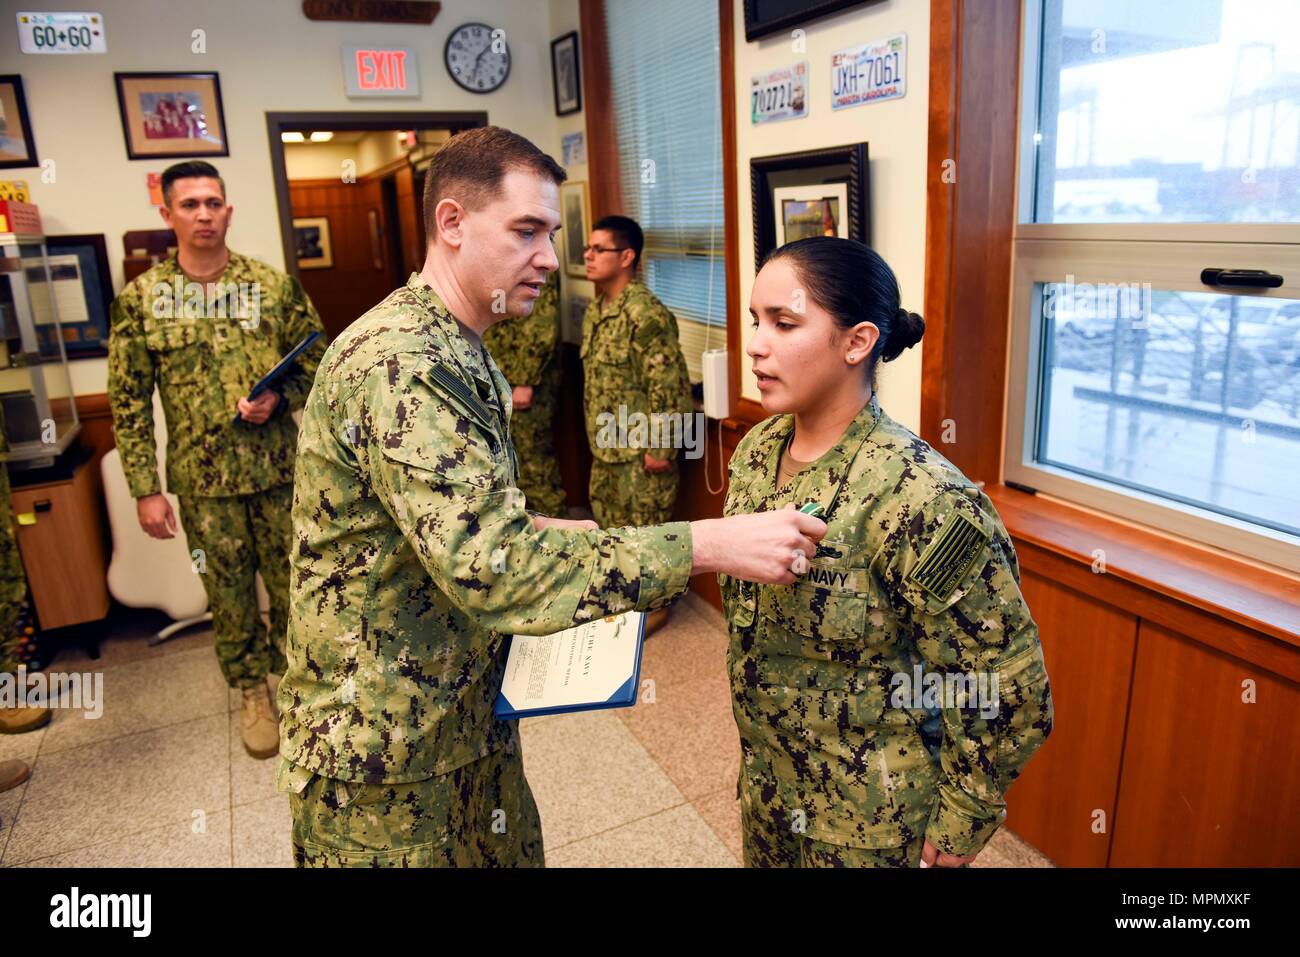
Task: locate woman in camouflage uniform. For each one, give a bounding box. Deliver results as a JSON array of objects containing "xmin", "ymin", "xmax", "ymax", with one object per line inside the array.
[{"xmin": 720, "ymin": 237, "xmax": 1053, "ymax": 867}]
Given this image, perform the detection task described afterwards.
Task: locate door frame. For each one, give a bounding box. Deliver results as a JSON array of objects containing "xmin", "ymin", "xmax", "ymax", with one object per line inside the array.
[{"xmin": 265, "ymin": 110, "xmax": 488, "ymax": 280}]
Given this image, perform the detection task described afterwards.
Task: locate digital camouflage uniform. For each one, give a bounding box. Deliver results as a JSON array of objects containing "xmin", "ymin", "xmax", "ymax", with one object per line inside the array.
[
  {"xmin": 482, "ymin": 271, "xmax": 566, "ymax": 516},
  {"xmin": 107, "ymin": 251, "xmax": 326, "ymax": 688},
  {"xmin": 277, "ymin": 274, "xmax": 694, "ymax": 867},
  {"xmin": 581, "ymin": 281, "xmax": 693, "ymax": 527},
  {"xmin": 719, "ymin": 395, "xmax": 1053, "ymax": 867},
  {"xmin": 0, "ymin": 406, "xmax": 33, "ymax": 675}
]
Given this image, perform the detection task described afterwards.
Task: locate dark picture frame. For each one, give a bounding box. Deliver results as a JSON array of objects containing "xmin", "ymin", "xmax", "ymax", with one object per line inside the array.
[
  {"xmin": 551, "ymin": 30, "xmax": 582, "ymax": 116},
  {"xmin": 43, "ymin": 234, "xmax": 113, "ymax": 359},
  {"xmin": 743, "ymin": 0, "xmax": 877, "ymax": 42},
  {"xmin": 0, "ymin": 75, "xmax": 38, "ymax": 169},
  {"xmin": 750, "ymin": 142, "xmax": 869, "ymax": 269},
  {"xmin": 114, "ymin": 71, "xmax": 229, "ymax": 160}
]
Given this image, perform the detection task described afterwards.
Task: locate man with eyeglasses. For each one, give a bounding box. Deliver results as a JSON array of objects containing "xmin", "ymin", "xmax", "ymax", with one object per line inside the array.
[{"xmin": 581, "ymin": 216, "xmax": 694, "ymax": 635}]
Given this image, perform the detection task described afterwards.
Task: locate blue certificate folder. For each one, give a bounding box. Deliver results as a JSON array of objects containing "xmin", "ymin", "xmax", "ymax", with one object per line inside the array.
[
  {"xmin": 231, "ymin": 331, "xmax": 321, "ymax": 423},
  {"xmin": 495, "ymin": 611, "xmax": 646, "ymax": 720}
]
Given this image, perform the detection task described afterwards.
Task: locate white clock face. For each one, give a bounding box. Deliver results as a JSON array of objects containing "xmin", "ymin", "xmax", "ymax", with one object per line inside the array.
[{"xmin": 445, "ymin": 22, "xmax": 511, "ymax": 93}]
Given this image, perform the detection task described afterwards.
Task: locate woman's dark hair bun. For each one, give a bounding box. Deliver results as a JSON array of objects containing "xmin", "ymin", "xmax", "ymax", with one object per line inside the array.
[{"xmin": 881, "ymin": 308, "xmax": 925, "ymax": 362}]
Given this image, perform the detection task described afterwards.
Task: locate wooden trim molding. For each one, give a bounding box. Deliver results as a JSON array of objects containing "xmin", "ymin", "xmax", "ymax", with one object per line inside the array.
[
  {"xmin": 579, "ymin": 0, "xmax": 623, "ymax": 222},
  {"xmin": 922, "ymin": 0, "xmax": 1020, "ymax": 484}
]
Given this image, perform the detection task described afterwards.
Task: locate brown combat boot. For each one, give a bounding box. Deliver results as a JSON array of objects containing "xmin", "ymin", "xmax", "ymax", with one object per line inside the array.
[
  {"xmin": 0, "ymin": 759, "xmax": 31, "ymax": 793},
  {"xmin": 240, "ymin": 684, "xmax": 279, "ymax": 760},
  {"xmin": 0, "ymin": 705, "xmax": 51, "ymax": 735}
]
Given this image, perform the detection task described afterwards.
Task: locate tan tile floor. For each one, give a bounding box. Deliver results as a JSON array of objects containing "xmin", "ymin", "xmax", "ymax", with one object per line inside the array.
[{"xmin": 1, "ymin": 593, "xmax": 1054, "ymax": 868}]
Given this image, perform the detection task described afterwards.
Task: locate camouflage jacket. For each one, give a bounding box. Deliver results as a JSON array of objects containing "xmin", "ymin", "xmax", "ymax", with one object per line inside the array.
[
  {"xmin": 482, "ymin": 271, "xmax": 559, "ymax": 389},
  {"xmin": 580, "ymin": 281, "xmax": 693, "ymax": 463},
  {"xmin": 720, "ymin": 395, "xmax": 1053, "ymax": 857},
  {"xmin": 280, "ymin": 274, "xmax": 693, "ymax": 784},
  {"xmin": 107, "ymin": 251, "xmax": 326, "ymax": 499}
]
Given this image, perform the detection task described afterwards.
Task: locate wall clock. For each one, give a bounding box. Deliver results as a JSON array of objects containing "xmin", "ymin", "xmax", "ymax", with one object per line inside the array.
[{"xmin": 444, "ymin": 22, "xmax": 510, "ymax": 94}]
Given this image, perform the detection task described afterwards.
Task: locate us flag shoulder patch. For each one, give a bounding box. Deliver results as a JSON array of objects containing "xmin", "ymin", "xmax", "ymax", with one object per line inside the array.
[{"xmin": 908, "ymin": 511, "xmax": 990, "ymax": 601}]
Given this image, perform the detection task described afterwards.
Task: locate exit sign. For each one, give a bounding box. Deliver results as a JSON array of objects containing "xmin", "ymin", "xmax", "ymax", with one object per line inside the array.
[{"xmin": 342, "ymin": 45, "xmax": 420, "ymax": 97}]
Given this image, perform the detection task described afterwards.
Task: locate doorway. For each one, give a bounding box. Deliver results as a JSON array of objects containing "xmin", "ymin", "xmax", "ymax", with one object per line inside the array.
[{"xmin": 265, "ymin": 111, "xmax": 486, "ymax": 337}]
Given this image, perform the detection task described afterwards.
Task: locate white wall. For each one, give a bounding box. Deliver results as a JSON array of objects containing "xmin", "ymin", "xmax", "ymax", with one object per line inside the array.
[
  {"xmin": 732, "ymin": 0, "xmax": 929, "ymax": 431},
  {"xmin": 3, "ymin": 0, "xmax": 565, "ymax": 395}
]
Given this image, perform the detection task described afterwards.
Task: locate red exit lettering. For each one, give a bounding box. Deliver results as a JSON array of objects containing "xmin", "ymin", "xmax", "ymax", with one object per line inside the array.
[{"xmin": 355, "ymin": 49, "xmax": 408, "ymax": 91}]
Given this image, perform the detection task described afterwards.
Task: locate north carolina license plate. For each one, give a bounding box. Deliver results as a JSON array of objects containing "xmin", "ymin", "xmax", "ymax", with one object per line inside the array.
[{"xmin": 831, "ymin": 33, "xmax": 906, "ymax": 110}]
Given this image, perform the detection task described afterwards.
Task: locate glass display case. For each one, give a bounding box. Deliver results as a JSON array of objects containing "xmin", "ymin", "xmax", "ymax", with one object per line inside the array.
[{"xmin": 0, "ymin": 223, "xmax": 81, "ymax": 469}]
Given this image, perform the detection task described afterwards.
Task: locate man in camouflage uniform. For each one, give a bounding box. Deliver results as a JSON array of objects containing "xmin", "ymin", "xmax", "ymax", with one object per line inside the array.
[
  {"xmin": 276, "ymin": 126, "xmax": 827, "ymax": 867},
  {"xmin": 581, "ymin": 215, "xmax": 694, "ymax": 531},
  {"xmin": 108, "ymin": 161, "xmax": 326, "ymax": 759},
  {"xmin": 720, "ymin": 394, "xmax": 1054, "ymax": 867},
  {"xmin": 482, "ymin": 270, "xmax": 566, "ymax": 516},
  {"xmin": 0, "ymin": 405, "xmax": 50, "ymax": 794}
]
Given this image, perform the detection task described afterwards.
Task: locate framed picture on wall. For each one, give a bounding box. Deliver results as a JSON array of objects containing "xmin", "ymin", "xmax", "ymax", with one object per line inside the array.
[
  {"xmin": 40, "ymin": 234, "xmax": 114, "ymax": 359},
  {"xmin": 773, "ymin": 183, "xmax": 850, "ymax": 246},
  {"xmin": 551, "ymin": 31, "xmax": 582, "ymax": 116},
  {"xmin": 114, "ymin": 72, "xmax": 229, "ymax": 160},
  {"xmin": 750, "ymin": 143, "xmax": 869, "ymax": 269},
  {"xmin": 560, "ymin": 180, "xmax": 591, "ymax": 279},
  {"xmin": 293, "ymin": 217, "xmax": 333, "ymax": 270},
  {"xmin": 0, "ymin": 75, "xmax": 38, "ymax": 169}
]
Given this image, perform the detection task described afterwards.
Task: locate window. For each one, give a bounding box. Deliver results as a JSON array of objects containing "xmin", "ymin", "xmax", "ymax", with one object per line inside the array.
[
  {"xmin": 605, "ymin": 0, "xmax": 726, "ymax": 380},
  {"xmin": 1008, "ymin": 0, "xmax": 1300, "ymax": 572}
]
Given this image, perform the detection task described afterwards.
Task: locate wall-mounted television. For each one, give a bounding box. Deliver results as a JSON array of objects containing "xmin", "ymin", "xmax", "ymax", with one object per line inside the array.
[{"xmin": 743, "ymin": 0, "xmax": 878, "ymax": 42}]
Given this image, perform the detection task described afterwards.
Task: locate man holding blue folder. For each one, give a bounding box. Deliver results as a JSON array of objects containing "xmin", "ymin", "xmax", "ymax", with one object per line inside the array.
[
  {"xmin": 277, "ymin": 127, "xmax": 826, "ymax": 867},
  {"xmin": 108, "ymin": 161, "xmax": 327, "ymax": 760}
]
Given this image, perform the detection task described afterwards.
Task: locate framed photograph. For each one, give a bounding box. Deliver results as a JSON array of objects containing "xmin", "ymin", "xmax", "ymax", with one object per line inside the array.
[
  {"xmin": 293, "ymin": 217, "xmax": 333, "ymax": 270},
  {"xmin": 39, "ymin": 234, "xmax": 114, "ymax": 360},
  {"xmin": 560, "ymin": 180, "xmax": 591, "ymax": 279},
  {"xmin": 773, "ymin": 183, "xmax": 849, "ymax": 246},
  {"xmin": 750, "ymin": 143, "xmax": 869, "ymax": 269},
  {"xmin": 114, "ymin": 72, "xmax": 228, "ymax": 160},
  {"xmin": 551, "ymin": 31, "xmax": 582, "ymax": 116},
  {"xmin": 0, "ymin": 75, "xmax": 38, "ymax": 169}
]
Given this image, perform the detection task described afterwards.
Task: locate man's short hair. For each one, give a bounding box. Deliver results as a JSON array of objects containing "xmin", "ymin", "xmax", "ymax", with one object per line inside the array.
[
  {"xmin": 422, "ymin": 126, "xmax": 567, "ymax": 240},
  {"xmin": 161, "ymin": 161, "xmax": 226, "ymax": 206},
  {"xmin": 592, "ymin": 215, "xmax": 644, "ymax": 269}
]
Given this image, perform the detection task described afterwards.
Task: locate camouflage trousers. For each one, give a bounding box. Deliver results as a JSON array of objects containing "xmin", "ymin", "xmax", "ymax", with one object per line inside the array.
[
  {"xmin": 177, "ymin": 485, "xmax": 292, "ymax": 689},
  {"xmin": 738, "ymin": 775, "xmax": 926, "ymax": 868},
  {"xmin": 0, "ymin": 462, "xmax": 30, "ymax": 676},
  {"xmin": 588, "ymin": 457, "xmax": 678, "ymax": 528},
  {"xmin": 512, "ymin": 390, "xmax": 566, "ymax": 517},
  {"xmin": 279, "ymin": 742, "xmax": 545, "ymax": 868}
]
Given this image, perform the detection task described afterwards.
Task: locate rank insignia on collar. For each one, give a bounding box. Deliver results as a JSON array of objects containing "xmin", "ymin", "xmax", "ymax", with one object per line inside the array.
[{"xmin": 908, "ymin": 510, "xmax": 990, "ymax": 602}]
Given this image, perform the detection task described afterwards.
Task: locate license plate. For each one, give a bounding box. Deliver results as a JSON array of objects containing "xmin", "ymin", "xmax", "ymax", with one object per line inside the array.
[
  {"xmin": 751, "ymin": 61, "xmax": 809, "ymax": 125},
  {"xmin": 831, "ymin": 33, "xmax": 906, "ymax": 110}
]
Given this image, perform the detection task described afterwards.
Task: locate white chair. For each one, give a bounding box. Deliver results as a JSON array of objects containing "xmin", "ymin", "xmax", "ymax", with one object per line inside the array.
[{"xmin": 101, "ymin": 390, "xmax": 270, "ymax": 645}]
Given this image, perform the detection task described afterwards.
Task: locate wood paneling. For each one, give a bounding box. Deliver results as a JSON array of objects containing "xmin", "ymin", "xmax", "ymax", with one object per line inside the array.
[
  {"xmin": 555, "ymin": 343, "xmax": 592, "ymax": 510},
  {"xmin": 674, "ymin": 416, "xmax": 749, "ymax": 609},
  {"xmin": 579, "ymin": 0, "xmax": 622, "ymax": 222},
  {"xmin": 1004, "ymin": 571, "xmax": 1138, "ymax": 867},
  {"xmin": 1111, "ymin": 621, "xmax": 1300, "ymax": 866},
  {"xmin": 289, "ymin": 178, "xmax": 395, "ymax": 338}
]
